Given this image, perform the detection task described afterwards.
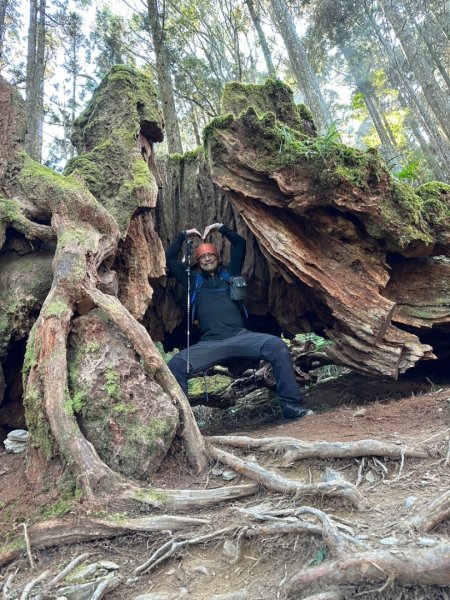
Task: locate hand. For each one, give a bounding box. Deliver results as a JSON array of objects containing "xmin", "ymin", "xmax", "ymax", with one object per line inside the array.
[
  {"xmin": 185, "ymin": 228, "xmax": 202, "ymax": 239},
  {"xmin": 202, "ymin": 223, "xmax": 223, "ymax": 240}
]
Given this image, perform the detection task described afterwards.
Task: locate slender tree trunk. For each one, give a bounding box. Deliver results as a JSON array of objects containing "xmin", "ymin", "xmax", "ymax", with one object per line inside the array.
[
  {"xmin": 377, "ymin": 0, "xmax": 450, "ymax": 141},
  {"xmin": 190, "ymin": 107, "xmax": 201, "ymax": 146},
  {"xmin": 416, "ymin": 25, "xmax": 450, "ymax": 92},
  {"xmin": 403, "ymin": 108, "xmax": 447, "ymax": 181},
  {"xmin": 358, "ymin": 80, "xmax": 401, "ymax": 170},
  {"xmin": 269, "ymin": 0, "xmax": 331, "ymax": 133},
  {"xmin": 25, "ymin": 0, "xmax": 45, "ymax": 162},
  {"xmin": 365, "ymin": 4, "xmax": 450, "ymax": 179},
  {"xmin": 244, "ymin": 0, "xmax": 276, "ymax": 77},
  {"xmin": 0, "ymin": 0, "xmax": 8, "ymax": 61},
  {"xmin": 146, "ymin": 0, "xmax": 183, "ymax": 154}
]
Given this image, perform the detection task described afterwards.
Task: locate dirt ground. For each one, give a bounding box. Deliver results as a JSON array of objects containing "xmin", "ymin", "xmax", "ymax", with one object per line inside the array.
[{"xmin": 1, "ymin": 377, "xmax": 450, "ymax": 599}]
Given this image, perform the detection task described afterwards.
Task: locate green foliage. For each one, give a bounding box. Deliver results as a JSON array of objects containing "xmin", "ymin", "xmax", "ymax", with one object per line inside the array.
[
  {"xmin": 40, "ymin": 499, "xmax": 73, "ymax": 519},
  {"xmin": 292, "ymin": 332, "xmax": 330, "ymax": 352},
  {"xmin": 188, "ymin": 374, "xmax": 233, "ymax": 397}
]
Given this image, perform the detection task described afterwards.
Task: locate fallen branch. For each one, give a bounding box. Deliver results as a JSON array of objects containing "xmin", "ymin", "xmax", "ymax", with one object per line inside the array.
[
  {"xmin": 19, "ymin": 571, "xmax": 50, "ymax": 600},
  {"xmin": 285, "ymin": 542, "xmax": 450, "ymax": 596},
  {"xmin": 207, "ymin": 435, "xmax": 427, "ymax": 466},
  {"xmin": 208, "ymin": 445, "xmax": 368, "ymax": 510},
  {"xmin": 408, "ymin": 489, "xmax": 450, "ymax": 532}
]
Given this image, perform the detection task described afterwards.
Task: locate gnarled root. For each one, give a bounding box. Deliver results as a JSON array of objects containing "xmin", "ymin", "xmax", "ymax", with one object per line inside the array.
[
  {"xmin": 285, "ymin": 543, "xmax": 450, "ymax": 597},
  {"xmin": 208, "ymin": 445, "xmax": 368, "ymax": 509},
  {"xmin": 207, "ymin": 435, "xmax": 427, "ymax": 466},
  {"xmin": 408, "ymin": 489, "xmax": 450, "ymax": 532}
]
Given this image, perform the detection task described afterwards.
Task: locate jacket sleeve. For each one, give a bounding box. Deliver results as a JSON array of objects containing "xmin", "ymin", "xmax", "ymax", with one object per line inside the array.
[
  {"xmin": 220, "ymin": 224, "xmax": 246, "ymax": 276},
  {"xmin": 166, "ymin": 231, "xmax": 189, "ymax": 290}
]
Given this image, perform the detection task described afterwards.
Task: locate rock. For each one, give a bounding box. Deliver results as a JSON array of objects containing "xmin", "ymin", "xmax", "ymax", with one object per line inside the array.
[
  {"xmin": 222, "ymin": 539, "xmax": 240, "ymax": 564},
  {"xmin": 379, "ymin": 537, "xmax": 399, "ymax": 546},
  {"xmin": 404, "ymin": 495, "xmax": 418, "ymax": 508},
  {"xmin": 364, "ymin": 471, "xmax": 376, "ymax": 483},
  {"xmin": 6, "ymin": 429, "xmax": 28, "ymax": 442},
  {"xmin": 417, "ymin": 537, "xmax": 438, "ymax": 547},
  {"xmin": 4, "ymin": 438, "xmax": 27, "ymax": 453},
  {"xmin": 222, "ymin": 468, "xmax": 237, "ymax": 481}
]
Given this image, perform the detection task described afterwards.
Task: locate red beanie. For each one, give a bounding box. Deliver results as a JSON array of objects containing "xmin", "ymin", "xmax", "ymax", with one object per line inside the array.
[{"xmin": 195, "ymin": 243, "xmax": 219, "ymax": 260}]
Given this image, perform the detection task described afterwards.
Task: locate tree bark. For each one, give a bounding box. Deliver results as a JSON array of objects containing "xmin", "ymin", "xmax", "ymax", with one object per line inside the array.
[
  {"xmin": 25, "ymin": 0, "xmax": 46, "ymax": 162},
  {"xmin": 146, "ymin": 0, "xmax": 183, "ymax": 154},
  {"xmin": 269, "ymin": 0, "xmax": 331, "ymax": 133}
]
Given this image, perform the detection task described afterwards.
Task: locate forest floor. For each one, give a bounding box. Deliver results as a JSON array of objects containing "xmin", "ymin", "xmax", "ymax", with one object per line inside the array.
[{"xmin": 1, "ymin": 372, "xmax": 450, "ymax": 599}]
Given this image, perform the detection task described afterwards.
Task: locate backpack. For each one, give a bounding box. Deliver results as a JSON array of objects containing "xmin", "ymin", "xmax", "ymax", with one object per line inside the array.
[{"xmin": 190, "ymin": 269, "xmax": 248, "ymax": 323}]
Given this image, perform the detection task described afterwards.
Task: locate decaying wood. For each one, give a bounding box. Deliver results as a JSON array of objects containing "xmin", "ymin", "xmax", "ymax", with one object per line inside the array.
[
  {"xmin": 408, "ymin": 489, "xmax": 450, "ymax": 532},
  {"xmin": 301, "ymin": 591, "xmax": 343, "ymax": 600},
  {"xmin": 207, "ymin": 435, "xmax": 427, "ymax": 466},
  {"xmin": 208, "ymin": 444, "xmax": 368, "ymax": 509},
  {"xmin": 285, "ymin": 543, "xmax": 450, "ymax": 596}
]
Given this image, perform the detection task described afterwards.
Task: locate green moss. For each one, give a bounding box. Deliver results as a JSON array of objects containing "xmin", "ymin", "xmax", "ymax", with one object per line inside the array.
[
  {"xmin": 23, "ymin": 385, "xmax": 54, "ymax": 459},
  {"xmin": 135, "ymin": 487, "xmax": 169, "ymax": 504},
  {"xmin": 40, "ymin": 499, "xmax": 73, "ymax": 519},
  {"xmin": 22, "ymin": 326, "xmax": 38, "ymax": 376},
  {"xmin": 188, "ymin": 374, "xmax": 232, "ymax": 397},
  {"xmin": 203, "ymin": 114, "xmax": 234, "ymax": 144},
  {"xmin": 65, "ymin": 390, "xmax": 85, "ymax": 415},
  {"xmin": 103, "ymin": 368, "xmax": 120, "ymax": 399},
  {"xmin": 220, "ymin": 78, "xmax": 309, "ymax": 132},
  {"xmin": 111, "ymin": 402, "xmax": 137, "ymax": 415},
  {"xmin": 46, "ymin": 301, "xmax": 69, "ymax": 318},
  {"xmin": 85, "ymin": 341, "xmax": 101, "ymax": 353},
  {"xmin": 123, "ymin": 156, "xmax": 154, "ymax": 196},
  {"xmin": 416, "ymin": 181, "xmax": 450, "ymax": 234}
]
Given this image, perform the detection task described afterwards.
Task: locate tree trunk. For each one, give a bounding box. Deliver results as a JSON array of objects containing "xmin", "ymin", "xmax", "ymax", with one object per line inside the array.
[
  {"xmin": 269, "ymin": 0, "xmax": 331, "ymax": 133},
  {"xmin": 146, "ymin": 0, "xmax": 183, "ymax": 154},
  {"xmin": 364, "ymin": 4, "xmax": 450, "ymax": 179},
  {"xmin": 244, "ymin": 0, "xmax": 276, "ymax": 77},
  {"xmin": 0, "ymin": 0, "xmax": 8, "ymax": 61},
  {"xmin": 25, "ymin": 0, "xmax": 45, "ymax": 162},
  {"xmin": 377, "ymin": 0, "xmax": 450, "ymax": 142},
  {"xmin": 1, "ymin": 67, "xmax": 207, "ymax": 501}
]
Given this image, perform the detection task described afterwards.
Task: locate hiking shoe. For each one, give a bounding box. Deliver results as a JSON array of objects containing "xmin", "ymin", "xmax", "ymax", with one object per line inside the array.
[{"xmin": 281, "ymin": 402, "xmax": 313, "ymax": 421}]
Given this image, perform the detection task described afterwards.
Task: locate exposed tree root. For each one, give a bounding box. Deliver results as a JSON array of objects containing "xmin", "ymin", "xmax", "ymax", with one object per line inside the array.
[
  {"xmin": 119, "ymin": 482, "xmax": 259, "ymax": 510},
  {"xmin": 285, "ymin": 543, "xmax": 450, "ymax": 596},
  {"xmin": 207, "ymin": 435, "xmax": 427, "ymax": 465},
  {"xmin": 408, "ymin": 489, "xmax": 450, "ymax": 532},
  {"xmin": 133, "ymin": 505, "xmax": 364, "ymax": 576},
  {"xmin": 208, "ymin": 445, "xmax": 368, "ymax": 509},
  {"xmin": 25, "ymin": 515, "xmax": 210, "ymax": 549}
]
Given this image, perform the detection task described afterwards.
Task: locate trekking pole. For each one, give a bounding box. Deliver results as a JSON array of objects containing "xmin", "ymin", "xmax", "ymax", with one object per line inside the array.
[{"xmin": 185, "ymin": 238, "xmax": 193, "ymax": 374}]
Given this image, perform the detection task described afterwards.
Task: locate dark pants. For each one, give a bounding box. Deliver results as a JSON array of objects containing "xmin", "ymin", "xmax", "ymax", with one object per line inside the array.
[{"xmin": 167, "ymin": 329, "xmax": 302, "ymax": 404}]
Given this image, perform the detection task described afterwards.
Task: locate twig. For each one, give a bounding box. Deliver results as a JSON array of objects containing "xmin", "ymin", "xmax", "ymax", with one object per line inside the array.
[
  {"xmin": 3, "ymin": 570, "xmax": 18, "ymax": 600},
  {"xmin": 444, "ymin": 440, "xmax": 450, "ymax": 467}
]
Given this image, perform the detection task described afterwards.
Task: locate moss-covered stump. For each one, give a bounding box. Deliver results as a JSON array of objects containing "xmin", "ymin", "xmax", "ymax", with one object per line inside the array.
[
  {"xmin": 69, "ymin": 312, "xmax": 179, "ymax": 478},
  {"xmin": 66, "ymin": 65, "xmax": 166, "ymax": 321},
  {"xmin": 0, "ymin": 69, "xmax": 207, "ymax": 497},
  {"xmin": 197, "ymin": 80, "xmax": 450, "ymax": 377}
]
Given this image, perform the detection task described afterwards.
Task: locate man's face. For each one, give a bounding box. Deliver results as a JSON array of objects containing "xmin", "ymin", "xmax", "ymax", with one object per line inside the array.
[{"xmin": 198, "ymin": 252, "xmax": 218, "ymax": 274}]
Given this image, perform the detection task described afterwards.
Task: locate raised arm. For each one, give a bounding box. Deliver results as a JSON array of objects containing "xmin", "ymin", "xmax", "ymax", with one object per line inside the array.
[
  {"xmin": 219, "ymin": 224, "xmax": 246, "ymax": 275},
  {"xmin": 166, "ymin": 228, "xmax": 201, "ymax": 289}
]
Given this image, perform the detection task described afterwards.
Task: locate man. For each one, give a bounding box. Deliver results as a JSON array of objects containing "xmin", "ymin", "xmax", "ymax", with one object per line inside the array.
[{"xmin": 166, "ymin": 222, "xmax": 312, "ymax": 420}]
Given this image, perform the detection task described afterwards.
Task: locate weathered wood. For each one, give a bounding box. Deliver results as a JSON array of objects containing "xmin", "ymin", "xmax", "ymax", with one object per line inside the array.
[
  {"xmin": 207, "ymin": 435, "xmax": 428, "ymax": 465},
  {"xmin": 208, "ymin": 444, "xmax": 368, "ymax": 509},
  {"xmin": 286, "ymin": 543, "xmax": 450, "ymax": 595},
  {"xmin": 408, "ymin": 489, "xmax": 450, "ymax": 532}
]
